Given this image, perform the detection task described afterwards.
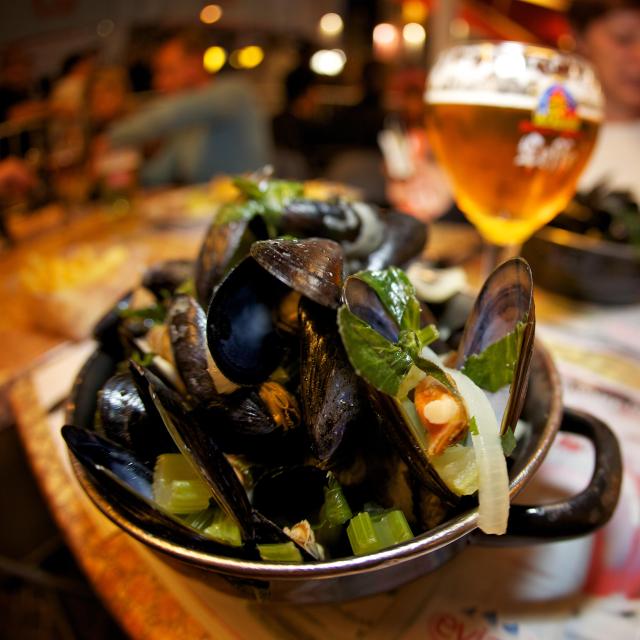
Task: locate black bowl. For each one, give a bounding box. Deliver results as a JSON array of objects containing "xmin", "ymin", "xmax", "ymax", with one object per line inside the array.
[{"xmin": 522, "ymin": 227, "xmax": 640, "ymax": 305}]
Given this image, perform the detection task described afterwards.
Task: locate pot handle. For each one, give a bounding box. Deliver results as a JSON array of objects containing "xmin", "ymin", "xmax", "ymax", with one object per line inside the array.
[{"xmin": 475, "ymin": 408, "xmax": 622, "ymax": 546}]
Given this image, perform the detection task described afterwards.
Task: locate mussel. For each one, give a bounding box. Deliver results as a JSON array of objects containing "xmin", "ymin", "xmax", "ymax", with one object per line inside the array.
[
  {"xmin": 298, "ymin": 297, "xmax": 371, "ymax": 468},
  {"xmin": 207, "ymin": 238, "xmax": 344, "ymax": 385},
  {"xmin": 167, "ymin": 294, "xmax": 238, "ymax": 404},
  {"xmin": 97, "ymin": 372, "xmax": 177, "ymax": 467},
  {"xmin": 339, "ymin": 260, "xmax": 535, "ymax": 515}
]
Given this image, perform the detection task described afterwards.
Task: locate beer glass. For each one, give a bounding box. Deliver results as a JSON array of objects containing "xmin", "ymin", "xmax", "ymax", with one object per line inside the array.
[{"xmin": 425, "ymin": 41, "xmax": 603, "ymax": 272}]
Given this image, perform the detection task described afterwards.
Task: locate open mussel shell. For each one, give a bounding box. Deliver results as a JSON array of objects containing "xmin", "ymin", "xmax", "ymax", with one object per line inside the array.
[
  {"xmin": 299, "ymin": 298, "xmax": 370, "ymax": 467},
  {"xmin": 207, "ymin": 256, "xmax": 292, "ymax": 385},
  {"xmin": 167, "ymin": 294, "xmax": 238, "ymax": 404},
  {"xmin": 250, "ymin": 237, "xmax": 344, "ymax": 309},
  {"xmin": 454, "ymin": 257, "xmax": 535, "ymax": 434},
  {"xmin": 61, "ymin": 426, "xmax": 255, "ymax": 557},
  {"xmin": 342, "ymin": 276, "xmax": 400, "ymax": 343},
  {"xmin": 194, "ymin": 218, "xmax": 258, "ymax": 308},
  {"xmin": 141, "ymin": 365, "xmax": 256, "ymax": 539},
  {"xmin": 280, "ymin": 199, "xmax": 361, "ymax": 242},
  {"xmin": 97, "ymin": 372, "xmax": 176, "ymax": 467},
  {"xmin": 199, "ymin": 383, "xmax": 304, "ymax": 463}
]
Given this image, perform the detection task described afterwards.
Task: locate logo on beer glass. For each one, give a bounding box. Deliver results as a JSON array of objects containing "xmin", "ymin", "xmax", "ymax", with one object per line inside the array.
[
  {"xmin": 532, "ymin": 84, "xmax": 580, "ymax": 134},
  {"xmin": 515, "ymin": 84, "xmax": 580, "ymax": 170}
]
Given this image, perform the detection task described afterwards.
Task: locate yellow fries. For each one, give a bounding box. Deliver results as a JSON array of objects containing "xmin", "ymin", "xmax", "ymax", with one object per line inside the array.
[{"xmin": 20, "ymin": 245, "xmax": 128, "ymax": 293}]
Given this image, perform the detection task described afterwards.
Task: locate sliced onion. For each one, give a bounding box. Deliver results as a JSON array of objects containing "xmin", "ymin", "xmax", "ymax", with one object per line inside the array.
[{"xmin": 448, "ymin": 369, "xmax": 509, "ymax": 535}]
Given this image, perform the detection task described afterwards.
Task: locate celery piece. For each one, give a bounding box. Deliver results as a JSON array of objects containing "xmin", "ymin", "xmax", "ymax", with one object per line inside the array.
[
  {"xmin": 153, "ymin": 454, "xmax": 212, "ymax": 514},
  {"xmin": 182, "ymin": 507, "xmax": 216, "ymax": 531},
  {"xmin": 203, "ymin": 510, "xmax": 243, "ymax": 547},
  {"xmin": 257, "ymin": 542, "xmax": 303, "ymax": 563},
  {"xmin": 347, "ymin": 512, "xmax": 380, "ymax": 556},
  {"xmin": 374, "ymin": 510, "xmax": 413, "ymax": 549},
  {"xmin": 347, "ymin": 510, "xmax": 414, "ymax": 556},
  {"xmin": 321, "ymin": 474, "xmax": 353, "ymax": 526}
]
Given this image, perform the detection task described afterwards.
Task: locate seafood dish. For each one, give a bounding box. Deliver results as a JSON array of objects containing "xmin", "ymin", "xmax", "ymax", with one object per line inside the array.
[{"xmin": 63, "ymin": 175, "xmax": 536, "ymax": 563}]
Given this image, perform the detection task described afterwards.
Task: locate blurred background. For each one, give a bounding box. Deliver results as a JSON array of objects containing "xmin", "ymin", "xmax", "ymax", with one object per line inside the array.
[
  {"xmin": 0, "ymin": 0, "xmax": 575, "ymax": 211},
  {"xmin": 2, "ymin": 1, "xmax": 632, "ymax": 639}
]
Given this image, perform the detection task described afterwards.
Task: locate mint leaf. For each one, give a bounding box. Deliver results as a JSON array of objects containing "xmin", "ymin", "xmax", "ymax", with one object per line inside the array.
[
  {"xmin": 461, "ymin": 322, "xmax": 526, "ymax": 392},
  {"xmin": 119, "ymin": 304, "xmax": 166, "ymax": 324},
  {"xmin": 501, "ymin": 427, "xmax": 517, "ymax": 456},
  {"xmin": 354, "ymin": 267, "xmax": 420, "ymax": 331},
  {"xmin": 215, "ymin": 199, "xmax": 263, "ymax": 225},
  {"xmin": 232, "ymin": 176, "xmax": 265, "ymax": 200},
  {"xmin": 338, "ymin": 306, "xmax": 414, "ymax": 397},
  {"xmin": 469, "ymin": 416, "xmax": 479, "ymax": 436}
]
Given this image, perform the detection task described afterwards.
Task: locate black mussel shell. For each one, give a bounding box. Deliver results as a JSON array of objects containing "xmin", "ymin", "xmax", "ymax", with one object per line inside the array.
[
  {"xmin": 207, "ymin": 256, "xmax": 291, "ymax": 385},
  {"xmin": 280, "ymin": 199, "xmax": 361, "ymax": 243},
  {"xmin": 167, "ymin": 294, "xmax": 237, "ymax": 404},
  {"xmin": 369, "ymin": 391, "xmax": 456, "ymax": 504},
  {"xmin": 142, "ymin": 259, "xmax": 193, "ymax": 299},
  {"xmin": 342, "ymin": 276, "xmax": 399, "ymax": 343},
  {"xmin": 99, "ymin": 371, "xmax": 177, "ymax": 466},
  {"xmin": 197, "ymin": 383, "xmax": 303, "ymax": 463},
  {"xmin": 454, "ymin": 257, "xmax": 535, "ymax": 434},
  {"xmin": 145, "ymin": 370, "xmax": 256, "ymax": 540},
  {"xmin": 299, "ymin": 298, "xmax": 370, "ymax": 467},
  {"xmin": 252, "ymin": 465, "xmax": 327, "ymax": 529},
  {"xmin": 93, "ymin": 291, "xmax": 136, "ymax": 357},
  {"xmin": 361, "ymin": 210, "xmax": 428, "ymax": 272},
  {"xmin": 250, "ymin": 237, "xmax": 344, "ymax": 309},
  {"xmin": 129, "ymin": 361, "xmax": 188, "ymax": 424},
  {"xmin": 195, "ymin": 219, "xmax": 256, "ymax": 308},
  {"xmin": 63, "ymin": 424, "xmax": 154, "ymax": 499},
  {"xmin": 62, "ymin": 426, "xmax": 256, "ymax": 557}
]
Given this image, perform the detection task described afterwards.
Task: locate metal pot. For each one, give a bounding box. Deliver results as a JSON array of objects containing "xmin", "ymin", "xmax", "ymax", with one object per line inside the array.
[{"xmin": 65, "ymin": 343, "xmax": 622, "ymax": 603}]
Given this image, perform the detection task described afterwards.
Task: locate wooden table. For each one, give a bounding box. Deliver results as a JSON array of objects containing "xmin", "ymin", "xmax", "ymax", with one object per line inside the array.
[{"xmin": 7, "ymin": 214, "xmax": 640, "ymax": 639}]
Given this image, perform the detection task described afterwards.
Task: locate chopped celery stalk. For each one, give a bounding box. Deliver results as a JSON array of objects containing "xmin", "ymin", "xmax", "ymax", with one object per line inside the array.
[
  {"xmin": 182, "ymin": 507, "xmax": 216, "ymax": 531},
  {"xmin": 347, "ymin": 510, "xmax": 414, "ymax": 556},
  {"xmin": 257, "ymin": 542, "xmax": 303, "ymax": 563},
  {"xmin": 322, "ymin": 474, "xmax": 353, "ymax": 526},
  {"xmin": 346, "ymin": 512, "xmax": 379, "ymax": 556},
  {"xmin": 203, "ymin": 510, "xmax": 243, "ymax": 547},
  {"xmin": 153, "ymin": 454, "xmax": 212, "ymax": 514}
]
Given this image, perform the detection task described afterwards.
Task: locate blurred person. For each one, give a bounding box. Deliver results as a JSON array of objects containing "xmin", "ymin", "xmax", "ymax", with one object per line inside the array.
[
  {"xmin": 0, "ymin": 46, "xmax": 48, "ymax": 123},
  {"xmin": 87, "ymin": 66, "xmax": 133, "ymax": 134},
  {"xmin": 569, "ymin": 0, "xmax": 640, "ymax": 201},
  {"xmin": 104, "ymin": 29, "xmax": 271, "ymax": 186},
  {"xmin": 48, "ymin": 50, "xmax": 97, "ymax": 171},
  {"xmin": 49, "ymin": 50, "xmax": 97, "ymax": 118}
]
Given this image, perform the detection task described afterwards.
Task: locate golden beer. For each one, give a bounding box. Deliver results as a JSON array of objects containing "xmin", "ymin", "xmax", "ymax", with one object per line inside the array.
[{"xmin": 426, "ymin": 98, "xmax": 600, "ymax": 246}]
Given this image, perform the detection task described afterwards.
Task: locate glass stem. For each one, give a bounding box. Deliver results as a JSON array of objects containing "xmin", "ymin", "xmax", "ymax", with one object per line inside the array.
[{"xmin": 481, "ymin": 242, "xmax": 521, "ymax": 277}]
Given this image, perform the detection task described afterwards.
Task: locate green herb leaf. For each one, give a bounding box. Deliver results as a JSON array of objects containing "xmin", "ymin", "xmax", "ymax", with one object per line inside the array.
[
  {"xmin": 215, "ymin": 199, "xmax": 263, "ymax": 226},
  {"xmin": 354, "ymin": 267, "xmax": 420, "ymax": 331},
  {"xmin": 119, "ymin": 304, "xmax": 166, "ymax": 324},
  {"xmin": 175, "ymin": 278, "xmax": 196, "ymax": 298},
  {"xmin": 501, "ymin": 427, "xmax": 517, "ymax": 456},
  {"xmin": 461, "ymin": 322, "xmax": 526, "ymax": 392},
  {"xmin": 469, "ymin": 416, "xmax": 479, "ymax": 436},
  {"xmin": 338, "ymin": 306, "xmax": 414, "ymax": 397}
]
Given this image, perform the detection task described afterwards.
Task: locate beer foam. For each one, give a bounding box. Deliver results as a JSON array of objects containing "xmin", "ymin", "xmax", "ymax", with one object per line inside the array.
[
  {"xmin": 426, "ymin": 42, "xmax": 604, "ymax": 121},
  {"xmin": 425, "ymin": 89, "xmax": 602, "ymax": 122}
]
